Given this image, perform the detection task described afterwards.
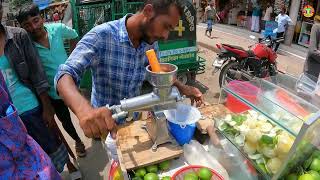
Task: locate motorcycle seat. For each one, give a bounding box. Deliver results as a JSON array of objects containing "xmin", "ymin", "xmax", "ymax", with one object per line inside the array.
[{"xmin": 222, "ymin": 44, "xmax": 245, "ymax": 51}]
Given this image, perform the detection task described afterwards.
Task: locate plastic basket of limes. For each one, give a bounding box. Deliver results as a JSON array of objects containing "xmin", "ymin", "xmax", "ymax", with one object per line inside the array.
[{"xmin": 172, "ymin": 165, "xmax": 224, "ymax": 180}]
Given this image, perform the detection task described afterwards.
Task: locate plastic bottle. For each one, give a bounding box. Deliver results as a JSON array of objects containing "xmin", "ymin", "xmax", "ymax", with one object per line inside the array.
[
  {"xmin": 183, "ymin": 140, "xmax": 230, "ymax": 179},
  {"xmin": 105, "ymin": 133, "xmax": 118, "ymax": 161}
]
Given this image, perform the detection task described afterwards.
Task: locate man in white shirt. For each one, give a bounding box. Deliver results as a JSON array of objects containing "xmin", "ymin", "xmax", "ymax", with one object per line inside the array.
[{"xmin": 274, "ymin": 7, "xmax": 293, "ymax": 51}]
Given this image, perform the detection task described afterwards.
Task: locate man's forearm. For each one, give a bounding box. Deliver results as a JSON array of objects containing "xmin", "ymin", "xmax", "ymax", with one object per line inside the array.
[
  {"xmin": 57, "ymin": 74, "xmax": 92, "ymax": 119},
  {"xmin": 69, "ymin": 39, "xmax": 78, "ymax": 53},
  {"xmin": 39, "ymin": 92, "xmax": 52, "ymax": 108},
  {"xmin": 38, "ymin": 92, "xmax": 55, "ymax": 126},
  {"xmin": 173, "ymin": 80, "xmax": 187, "ymax": 93}
]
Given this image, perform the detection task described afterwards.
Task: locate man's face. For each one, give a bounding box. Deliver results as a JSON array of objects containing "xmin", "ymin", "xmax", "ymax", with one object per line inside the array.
[
  {"xmin": 20, "ymin": 15, "xmax": 45, "ymax": 37},
  {"xmin": 139, "ymin": 5, "xmax": 180, "ymax": 44}
]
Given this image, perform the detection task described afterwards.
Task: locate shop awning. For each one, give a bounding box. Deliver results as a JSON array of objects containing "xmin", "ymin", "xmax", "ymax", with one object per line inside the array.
[
  {"xmin": 47, "ymin": 1, "xmax": 69, "ymax": 7},
  {"xmin": 33, "ymin": 0, "xmax": 52, "ymax": 10}
]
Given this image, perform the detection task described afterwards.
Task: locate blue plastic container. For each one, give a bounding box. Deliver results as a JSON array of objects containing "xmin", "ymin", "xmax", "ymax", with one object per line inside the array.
[
  {"xmin": 168, "ymin": 121, "xmax": 196, "ymax": 145},
  {"xmin": 164, "ymin": 103, "xmax": 201, "ymax": 145}
]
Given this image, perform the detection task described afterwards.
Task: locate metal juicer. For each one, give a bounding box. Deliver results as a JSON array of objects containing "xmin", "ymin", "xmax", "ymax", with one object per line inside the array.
[{"xmin": 107, "ymin": 63, "xmax": 184, "ymax": 150}]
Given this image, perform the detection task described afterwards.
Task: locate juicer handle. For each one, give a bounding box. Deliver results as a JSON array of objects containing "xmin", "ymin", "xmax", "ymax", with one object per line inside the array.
[{"xmin": 105, "ymin": 104, "xmax": 128, "ymax": 124}]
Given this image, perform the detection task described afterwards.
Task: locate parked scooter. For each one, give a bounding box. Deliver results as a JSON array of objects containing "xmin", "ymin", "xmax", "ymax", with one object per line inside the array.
[{"xmin": 213, "ymin": 35, "xmax": 284, "ymax": 87}]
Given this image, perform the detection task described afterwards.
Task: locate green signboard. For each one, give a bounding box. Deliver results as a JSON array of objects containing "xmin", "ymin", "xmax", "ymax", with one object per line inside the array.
[{"xmin": 158, "ymin": 0, "xmax": 199, "ymax": 74}]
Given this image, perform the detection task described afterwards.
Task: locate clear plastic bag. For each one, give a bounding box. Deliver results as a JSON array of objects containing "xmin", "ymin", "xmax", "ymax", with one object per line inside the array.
[
  {"xmin": 183, "ymin": 140, "xmax": 230, "ymax": 179},
  {"xmin": 105, "ymin": 134, "xmax": 118, "ymax": 161},
  {"xmin": 208, "ymin": 139, "xmax": 259, "ymax": 180}
]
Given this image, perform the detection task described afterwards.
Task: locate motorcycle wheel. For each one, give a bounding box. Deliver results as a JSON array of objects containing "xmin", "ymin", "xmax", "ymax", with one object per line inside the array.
[{"xmin": 219, "ymin": 61, "xmax": 244, "ymax": 87}]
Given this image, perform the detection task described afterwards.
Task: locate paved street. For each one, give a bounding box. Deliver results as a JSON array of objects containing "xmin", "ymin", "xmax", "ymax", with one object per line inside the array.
[
  {"xmin": 196, "ymin": 23, "xmax": 306, "ymax": 76},
  {"xmin": 196, "ymin": 23, "xmax": 306, "ymax": 104},
  {"xmin": 59, "ymin": 24, "xmax": 307, "ymax": 179}
]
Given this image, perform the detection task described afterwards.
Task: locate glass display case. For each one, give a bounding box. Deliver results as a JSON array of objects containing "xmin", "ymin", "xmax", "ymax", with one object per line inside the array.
[
  {"xmin": 214, "ymin": 73, "xmax": 320, "ymax": 180},
  {"xmin": 298, "ymin": 22, "xmax": 313, "ymax": 47}
]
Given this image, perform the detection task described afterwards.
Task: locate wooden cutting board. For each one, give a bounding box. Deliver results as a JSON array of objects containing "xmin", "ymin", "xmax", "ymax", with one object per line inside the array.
[
  {"xmin": 116, "ymin": 120, "xmax": 183, "ymax": 170},
  {"xmin": 196, "ymin": 104, "xmax": 230, "ymax": 134},
  {"xmin": 116, "ymin": 104, "xmax": 229, "ymax": 170}
]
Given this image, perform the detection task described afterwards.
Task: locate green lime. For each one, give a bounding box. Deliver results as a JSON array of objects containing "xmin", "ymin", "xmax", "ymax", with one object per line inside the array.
[
  {"xmin": 198, "ymin": 168, "xmax": 213, "ymax": 180},
  {"xmin": 159, "ymin": 161, "xmax": 170, "ymax": 171},
  {"xmin": 161, "ymin": 176, "xmax": 171, "ymax": 180},
  {"xmin": 298, "ymin": 174, "xmax": 315, "ymax": 180},
  {"xmin": 135, "ymin": 168, "xmax": 147, "ymax": 177},
  {"xmin": 308, "ymin": 170, "xmax": 320, "ymax": 180},
  {"xmin": 132, "ymin": 177, "xmax": 143, "ymax": 180},
  {"xmin": 146, "ymin": 165, "xmax": 158, "ymax": 173},
  {"xmin": 313, "ymin": 151, "xmax": 320, "ymax": 159},
  {"xmin": 184, "ymin": 172, "xmax": 198, "ymax": 180},
  {"xmin": 144, "ymin": 173, "xmax": 159, "ymax": 180},
  {"xmin": 311, "ymin": 159, "xmax": 320, "ymax": 171},
  {"xmin": 286, "ymin": 173, "xmax": 298, "ymax": 180}
]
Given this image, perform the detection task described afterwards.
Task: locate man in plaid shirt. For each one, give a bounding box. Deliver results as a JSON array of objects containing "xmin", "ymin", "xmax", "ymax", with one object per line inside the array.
[{"xmin": 55, "ymin": 0, "xmax": 203, "ymax": 138}]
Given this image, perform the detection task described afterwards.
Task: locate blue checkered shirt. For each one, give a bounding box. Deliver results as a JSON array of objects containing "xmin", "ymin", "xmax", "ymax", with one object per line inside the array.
[{"xmin": 55, "ymin": 15, "xmax": 158, "ymax": 107}]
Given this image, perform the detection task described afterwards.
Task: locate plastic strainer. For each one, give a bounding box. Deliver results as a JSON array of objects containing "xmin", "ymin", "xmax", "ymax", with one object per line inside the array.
[
  {"xmin": 164, "ymin": 103, "xmax": 202, "ymax": 126},
  {"xmin": 164, "ymin": 103, "xmax": 202, "ymax": 145}
]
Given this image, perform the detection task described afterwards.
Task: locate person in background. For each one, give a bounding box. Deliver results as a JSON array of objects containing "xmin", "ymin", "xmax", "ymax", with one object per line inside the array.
[
  {"xmin": 0, "ymin": 5, "xmax": 60, "ymax": 178},
  {"xmin": 200, "ymin": 0, "xmax": 208, "ymax": 23},
  {"xmin": 0, "ymin": 5, "xmax": 81, "ymax": 180},
  {"xmin": 262, "ymin": 3, "xmax": 273, "ymax": 30},
  {"xmin": 304, "ymin": 15, "xmax": 320, "ymax": 78},
  {"xmin": 53, "ymin": 10, "xmax": 59, "ymax": 22},
  {"xmin": 0, "ymin": 68, "xmax": 61, "ymax": 180},
  {"xmin": 251, "ymin": 1, "xmax": 261, "ymax": 33},
  {"xmin": 17, "ymin": 3, "xmax": 86, "ymax": 158},
  {"xmin": 274, "ymin": 7, "xmax": 293, "ymax": 51},
  {"xmin": 204, "ymin": 0, "xmax": 220, "ymax": 38}
]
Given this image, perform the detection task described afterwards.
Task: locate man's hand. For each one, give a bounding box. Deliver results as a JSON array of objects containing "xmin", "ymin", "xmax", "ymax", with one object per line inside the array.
[
  {"xmin": 174, "ymin": 81, "xmax": 204, "ymax": 107},
  {"xmin": 180, "ymin": 85, "xmax": 204, "ymax": 107},
  {"xmin": 216, "ymin": 15, "xmax": 221, "ymax": 22},
  {"xmin": 78, "ymin": 107, "xmax": 117, "ymax": 138},
  {"xmin": 57, "ymin": 75, "xmax": 117, "ymax": 139},
  {"xmin": 38, "ymin": 93, "xmax": 55, "ymax": 129},
  {"xmin": 42, "ymin": 103, "xmax": 55, "ymax": 129}
]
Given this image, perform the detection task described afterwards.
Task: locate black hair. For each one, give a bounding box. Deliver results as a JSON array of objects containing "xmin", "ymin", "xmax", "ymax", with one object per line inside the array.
[
  {"xmin": 140, "ymin": 0, "xmax": 183, "ymax": 16},
  {"xmin": 16, "ymin": 3, "xmax": 40, "ymax": 24},
  {"xmin": 0, "ymin": 23, "xmax": 5, "ymax": 38}
]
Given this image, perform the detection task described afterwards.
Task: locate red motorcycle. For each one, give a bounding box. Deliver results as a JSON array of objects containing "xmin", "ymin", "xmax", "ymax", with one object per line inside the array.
[{"xmin": 213, "ymin": 36, "xmax": 283, "ymax": 87}]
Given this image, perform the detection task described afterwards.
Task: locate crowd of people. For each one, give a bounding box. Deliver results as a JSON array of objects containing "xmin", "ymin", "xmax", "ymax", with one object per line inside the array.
[
  {"xmin": 197, "ymin": 0, "xmax": 293, "ymax": 45},
  {"xmin": 44, "ymin": 3, "xmax": 68, "ymax": 23}
]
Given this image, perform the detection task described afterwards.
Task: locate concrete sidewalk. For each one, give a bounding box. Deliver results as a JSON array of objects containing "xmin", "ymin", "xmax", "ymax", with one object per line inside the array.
[{"xmin": 197, "ymin": 23, "xmax": 307, "ymax": 61}]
